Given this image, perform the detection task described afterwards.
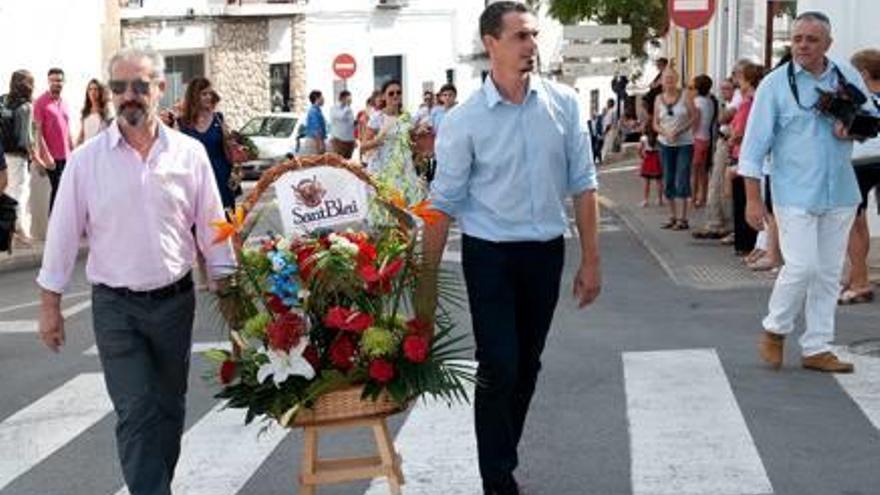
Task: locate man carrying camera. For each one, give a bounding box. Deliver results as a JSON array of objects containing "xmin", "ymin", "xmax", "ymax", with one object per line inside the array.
[
  {"xmin": 740, "ymin": 12, "xmax": 876, "ymax": 373},
  {"xmin": 841, "ymin": 49, "xmax": 880, "ymax": 305}
]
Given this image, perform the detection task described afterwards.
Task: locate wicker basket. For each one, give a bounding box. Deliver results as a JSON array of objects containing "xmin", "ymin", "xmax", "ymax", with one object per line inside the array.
[
  {"xmin": 292, "ymin": 385, "xmax": 406, "ymax": 426},
  {"xmin": 238, "ymin": 153, "xmax": 418, "ymax": 427}
]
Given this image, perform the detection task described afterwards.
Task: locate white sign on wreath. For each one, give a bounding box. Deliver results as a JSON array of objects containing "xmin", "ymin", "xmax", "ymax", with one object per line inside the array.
[{"xmin": 274, "ymin": 166, "xmax": 369, "ymax": 236}]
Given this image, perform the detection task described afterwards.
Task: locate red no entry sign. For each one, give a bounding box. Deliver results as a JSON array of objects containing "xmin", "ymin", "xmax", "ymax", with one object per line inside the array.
[
  {"xmin": 669, "ymin": 0, "xmax": 716, "ymax": 30},
  {"xmin": 332, "ymin": 54, "xmax": 357, "ymax": 79}
]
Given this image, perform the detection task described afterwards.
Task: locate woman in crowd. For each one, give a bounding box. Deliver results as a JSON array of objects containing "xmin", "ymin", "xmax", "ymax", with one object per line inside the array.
[
  {"xmin": 653, "ymin": 67, "xmax": 697, "ymax": 230},
  {"xmin": 690, "ymin": 74, "xmax": 717, "ymax": 208},
  {"xmin": 359, "ymin": 80, "xmax": 424, "ymax": 219},
  {"xmin": 76, "ymin": 79, "xmax": 111, "ymax": 146},
  {"xmin": 727, "ymin": 62, "xmax": 764, "ymax": 256},
  {"xmin": 178, "ymin": 77, "xmax": 238, "ymax": 211},
  {"xmin": 2, "ymin": 70, "xmax": 43, "ymax": 244}
]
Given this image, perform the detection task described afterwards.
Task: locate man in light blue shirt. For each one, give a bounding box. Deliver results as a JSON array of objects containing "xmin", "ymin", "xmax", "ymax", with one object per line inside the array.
[
  {"xmin": 301, "ymin": 90, "xmax": 326, "ymax": 154},
  {"xmin": 742, "ymin": 11, "xmax": 875, "ymax": 373},
  {"xmin": 420, "ymin": 3, "xmax": 600, "ymax": 494}
]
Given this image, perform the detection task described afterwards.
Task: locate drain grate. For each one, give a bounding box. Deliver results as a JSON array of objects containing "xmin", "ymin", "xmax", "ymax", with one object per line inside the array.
[
  {"xmin": 848, "ymin": 339, "xmax": 880, "ymax": 357},
  {"xmin": 682, "ymin": 264, "xmax": 775, "ymax": 289}
]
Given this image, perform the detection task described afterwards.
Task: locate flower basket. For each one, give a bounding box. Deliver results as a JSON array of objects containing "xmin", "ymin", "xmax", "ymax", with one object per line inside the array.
[
  {"xmin": 291, "ymin": 385, "xmax": 403, "ymax": 427},
  {"xmin": 205, "ymin": 152, "xmax": 473, "ymax": 430}
]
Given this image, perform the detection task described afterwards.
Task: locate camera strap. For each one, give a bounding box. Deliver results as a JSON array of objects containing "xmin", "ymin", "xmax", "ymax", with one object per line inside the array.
[{"xmin": 787, "ymin": 59, "xmax": 848, "ymax": 111}]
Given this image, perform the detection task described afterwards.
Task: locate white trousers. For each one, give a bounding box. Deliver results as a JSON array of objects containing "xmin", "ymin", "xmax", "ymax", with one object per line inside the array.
[
  {"xmin": 763, "ymin": 206, "xmax": 856, "ymax": 356},
  {"xmin": 3, "ymin": 153, "xmax": 31, "ymax": 236}
]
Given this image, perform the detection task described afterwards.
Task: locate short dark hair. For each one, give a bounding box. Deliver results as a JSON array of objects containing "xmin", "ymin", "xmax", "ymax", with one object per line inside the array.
[
  {"xmin": 693, "ymin": 74, "xmax": 713, "ymax": 96},
  {"xmin": 48, "ymin": 67, "xmax": 64, "ymax": 78},
  {"xmin": 423, "ymin": 90, "xmax": 434, "ymax": 97},
  {"xmin": 479, "ymin": 1, "xmax": 531, "ymax": 39},
  {"xmin": 309, "ymin": 90, "xmax": 322, "ymax": 104},
  {"xmin": 338, "ymin": 90, "xmax": 351, "ymax": 100},
  {"xmin": 606, "ymin": 98, "xmax": 615, "ymax": 107},
  {"xmin": 657, "ymin": 57, "xmax": 669, "ymax": 67},
  {"xmin": 439, "ymin": 83, "xmax": 457, "ymax": 95}
]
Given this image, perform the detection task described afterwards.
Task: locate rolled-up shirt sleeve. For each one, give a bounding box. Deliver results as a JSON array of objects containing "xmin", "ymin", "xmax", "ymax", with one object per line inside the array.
[
  {"xmin": 429, "ymin": 114, "xmax": 473, "ymax": 217},
  {"xmin": 192, "ymin": 146, "xmax": 237, "ymax": 279},
  {"xmin": 564, "ymin": 94, "xmax": 598, "ymax": 195},
  {"xmin": 739, "ymin": 82, "xmax": 776, "ymax": 179},
  {"xmin": 36, "ymin": 152, "xmax": 87, "ymax": 293}
]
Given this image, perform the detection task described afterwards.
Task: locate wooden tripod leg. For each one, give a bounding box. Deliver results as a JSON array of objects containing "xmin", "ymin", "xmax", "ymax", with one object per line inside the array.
[
  {"xmin": 372, "ymin": 419, "xmax": 404, "ymax": 494},
  {"xmin": 299, "ymin": 426, "xmax": 318, "ymax": 495}
]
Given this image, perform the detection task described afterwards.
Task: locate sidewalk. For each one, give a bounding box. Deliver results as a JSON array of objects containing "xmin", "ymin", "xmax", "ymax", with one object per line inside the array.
[
  {"xmin": 599, "ymin": 157, "xmax": 880, "ymax": 291},
  {"xmin": 0, "ymin": 241, "xmax": 89, "ymax": 274}
]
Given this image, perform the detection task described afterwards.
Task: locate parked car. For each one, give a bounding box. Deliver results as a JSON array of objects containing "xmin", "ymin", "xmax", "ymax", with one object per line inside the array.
[{"xmin": 237, "ymin": 113, "xmax": 302, "ymax": 179}]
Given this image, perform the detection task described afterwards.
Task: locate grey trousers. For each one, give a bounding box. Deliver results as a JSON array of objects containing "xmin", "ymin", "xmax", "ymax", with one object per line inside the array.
[
  {"xmin": 704, "ymin": 138, "xmax": 733, "ymax": 232},
  {"xmin": 91, "ymin": 284, "xmax": 195, "ymax": 495}
]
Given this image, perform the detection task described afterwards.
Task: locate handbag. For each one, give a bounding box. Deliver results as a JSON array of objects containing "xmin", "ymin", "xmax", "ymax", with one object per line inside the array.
[{"xmin": 0, "ymin": 193, "xmax": 19, "ymax": 253}]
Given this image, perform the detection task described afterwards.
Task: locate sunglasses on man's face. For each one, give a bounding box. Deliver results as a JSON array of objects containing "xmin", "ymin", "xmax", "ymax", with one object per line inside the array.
[{"xmin": 108, "ymin": 79, "xmax": 152, "ymax": 96}]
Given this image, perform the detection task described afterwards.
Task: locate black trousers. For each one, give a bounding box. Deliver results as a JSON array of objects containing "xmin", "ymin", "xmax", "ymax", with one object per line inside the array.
[
  {"xmin": 462, "ymin": 234, "xmax": 564, "ymax": 485},
  {"xmin": 731, "ymin": 175, "xmax": 757, "ymax": 254},
  {"xmin": 47, "ymin": 159, "xmax": 66, "ymax": 213}
]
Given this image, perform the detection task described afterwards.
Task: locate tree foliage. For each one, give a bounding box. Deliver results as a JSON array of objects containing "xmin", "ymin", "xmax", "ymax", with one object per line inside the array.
[{"xmin": 546, "ymin": 0, "xmax": 668, "ymax": 58}]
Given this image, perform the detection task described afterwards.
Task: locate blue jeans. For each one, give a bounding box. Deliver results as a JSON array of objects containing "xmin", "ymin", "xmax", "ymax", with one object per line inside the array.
[{"xmin": 660, "ymin": 144, "xmax": 693, "ymax": 199}]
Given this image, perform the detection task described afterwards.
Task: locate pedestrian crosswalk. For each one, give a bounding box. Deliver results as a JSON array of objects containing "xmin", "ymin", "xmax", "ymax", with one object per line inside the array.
[{"xmin": 2, "ymin": 347, "xmax": 880, "ymax": 494}]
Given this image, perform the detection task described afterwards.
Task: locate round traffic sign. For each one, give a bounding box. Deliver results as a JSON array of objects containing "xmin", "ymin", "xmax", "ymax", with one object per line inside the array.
[
  {"xmin": 668, "ymin": 0, "xmax": 716, "ymax": 30},
  {"xmin": 332, "ymin": 54, "xmax": 357, "ymax": 79}
]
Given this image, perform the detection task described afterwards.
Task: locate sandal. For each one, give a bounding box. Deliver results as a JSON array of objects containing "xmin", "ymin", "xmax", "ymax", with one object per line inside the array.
[
  {"xmin": 838, "ymin": 288, "xmax": 875, "ymax": 305},
  {"xmin": 749, "ymin": 256, "xmax": 781, "ymax": 272},
  {"xmin": 672, "ymin": 220, "xmax": 689, "ymax": 231},
  {"xmin": 692, "ymin": 229, "xmax": 729, "ymax": 240},
  {"xmin": 661, "ymin": 218, "xmax": 678, "ymax": 229}
]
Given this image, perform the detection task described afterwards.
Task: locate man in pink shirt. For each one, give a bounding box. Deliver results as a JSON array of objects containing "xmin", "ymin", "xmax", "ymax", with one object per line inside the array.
[
  {"xmin": 37, "ymin": 48, "xmax": 236, "ymax": 495},
  {"xmin": 33, "ymin": 67, "xmax": 73, "ymax": 212}
]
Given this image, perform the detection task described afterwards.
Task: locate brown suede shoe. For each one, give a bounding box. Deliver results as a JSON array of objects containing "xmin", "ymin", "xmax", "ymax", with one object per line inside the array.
[
  {"xmin": 758, "ymin": 331, "xmax": 785, "ymax": 369},
  {"xmin": 801, "ymin": 352, "xmax": 855, "ymax": 373}
]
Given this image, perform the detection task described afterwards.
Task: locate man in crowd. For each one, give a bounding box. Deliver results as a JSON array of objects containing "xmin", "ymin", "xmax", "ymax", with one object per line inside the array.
[
  {"xmin": 740, "ymin": 11, "xmax": 874, "ymax": 373},
  {"xmin": 37, "ymin": 47, "xmax": 236, "ymax": 495},
  {"xmin": 301, "ymin": 89, "xmax": 326, "ymax": 155},
  {"xmin": 430, "ymin": 83, "xmax": 458, "ymax": 133},
  {"xmin": 422, "ymin": 2, "xmax": 601, "ymax": 493},
  {"xmin": 33, "ymin": 67, "xmax": 73, "ymax": 212},
  {"xmin": 415, "ymin": 89, "xmax": 435, "ymax": 126},
  {"xmin": 329, "ymin": 89, "xmax": 356, "ymax": 159}
]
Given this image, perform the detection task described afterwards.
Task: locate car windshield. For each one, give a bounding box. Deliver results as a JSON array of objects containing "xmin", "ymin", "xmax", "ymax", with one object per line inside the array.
[{"xmin": 240, "ymin": 116, "xmax": 298, "ymax": 138}]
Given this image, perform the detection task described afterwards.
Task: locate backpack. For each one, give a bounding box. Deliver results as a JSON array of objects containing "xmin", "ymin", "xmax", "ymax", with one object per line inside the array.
[
  {"xmin": 0, "ymin": 94, "xmax": 24, "ymax": 153},
  {"xmin": 0, "ymin": 194, "xmax": 18, "ymax": 254}
]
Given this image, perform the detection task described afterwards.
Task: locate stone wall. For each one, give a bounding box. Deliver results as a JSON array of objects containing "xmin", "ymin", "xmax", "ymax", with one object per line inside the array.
[
  {"xmin": 290, "ymin": 14, "xmax": 307, "ymax": 113},
  {"xmin": 210, "ymin": 18, "xmax": 270, "ymax": 128}
]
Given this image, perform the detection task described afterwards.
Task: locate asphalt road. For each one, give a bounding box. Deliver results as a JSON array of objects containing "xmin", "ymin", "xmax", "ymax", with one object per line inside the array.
[{"xmin": 1, "ymin": 206, "xmax": 879, "ymax": 495}]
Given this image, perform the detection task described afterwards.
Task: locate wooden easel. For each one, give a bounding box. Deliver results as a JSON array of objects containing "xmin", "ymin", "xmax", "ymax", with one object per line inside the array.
[{"xmin": 298, "ymin": 414, "xmax": 404, "ymax": 494}]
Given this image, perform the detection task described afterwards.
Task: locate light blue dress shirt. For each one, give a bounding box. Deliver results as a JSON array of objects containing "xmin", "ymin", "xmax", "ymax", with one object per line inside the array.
[
  {"xmin": 430, "ymin": 75, "xmax": 597, "ymax": 242},
  {"xmin": 430, "ymin": 106, "xmax": 447, "ymax": 133},
  {"xmin": 739, "ymin": 59, "xmax": 875, "ymax": 213}
]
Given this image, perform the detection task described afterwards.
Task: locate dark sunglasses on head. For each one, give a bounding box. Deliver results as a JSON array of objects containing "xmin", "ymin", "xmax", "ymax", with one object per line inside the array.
[
  {"xmin": 108, "ymin": 79, "xmax": 152, "ymax": 96},
  {"xmin": 666, "ymin": 105, "xmax": 675, "ymax": 117}
]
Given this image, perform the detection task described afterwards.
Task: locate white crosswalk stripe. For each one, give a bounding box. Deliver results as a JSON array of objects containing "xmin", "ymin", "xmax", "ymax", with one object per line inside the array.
[
  {"xmin": 0, "ymin": 300, "xmax": 92, "ymax": 334},
  {"xmin": 0, "ymin": 373, "xmax": 113, "ymax": 491},
  {"xmin": 114, "ymin": 402, "xmax": 289, "ymax": 495},
  {"xmin": 834, "ymin": 347, "xmax": 880, "ymax": 431},
  {"xmin": 623, "ymin": 349, "xmax": 774, "ymax": 495}
]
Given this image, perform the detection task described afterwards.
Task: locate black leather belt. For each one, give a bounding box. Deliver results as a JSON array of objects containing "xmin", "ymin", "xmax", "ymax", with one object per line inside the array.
[{"xmin": 100, "ymin": 273, "xmax": 193, "ymax": 300}]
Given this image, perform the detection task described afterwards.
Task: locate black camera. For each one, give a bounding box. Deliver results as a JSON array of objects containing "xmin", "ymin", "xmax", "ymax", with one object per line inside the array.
[{"xmin": 814, "ymin": 83, "xmax": 879, "ymax": 139}]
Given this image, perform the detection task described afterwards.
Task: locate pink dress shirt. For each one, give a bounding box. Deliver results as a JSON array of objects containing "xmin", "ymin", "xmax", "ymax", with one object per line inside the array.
[
  {"xmin": 33, "ymin": 92, "xmax": 71, "ymax": 161},
  {"xmin": 37, "ymin": 121, "xmax": 236, "ymax": 293}
]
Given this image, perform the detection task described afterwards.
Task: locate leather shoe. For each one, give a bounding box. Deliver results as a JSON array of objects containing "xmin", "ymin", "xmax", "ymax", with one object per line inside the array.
[
  {"xmin": 802, "ymin": 352, "xmax": 854, "ymax": 373},
  {"xmin": 483, "ymin": 475, "xmax": 521, "ymax": 495},
  {"xmin": 758, "ymin": 330, "xmax": 785, "ymax": 369}
]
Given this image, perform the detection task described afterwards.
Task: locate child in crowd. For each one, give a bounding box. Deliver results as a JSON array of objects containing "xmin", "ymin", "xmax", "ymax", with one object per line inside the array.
[{"xmin": 639, "ymin": 126, "xmax": 664, "ymax": 207}]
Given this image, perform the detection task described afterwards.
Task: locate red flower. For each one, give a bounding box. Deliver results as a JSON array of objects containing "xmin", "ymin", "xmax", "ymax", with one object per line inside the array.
[
  {"xmin": 405, "ymin": 318, "xmax": 430, "ymax": 335},
  {"xmin": 219, "ymin": 360, "xmax": 236, "ymax": 384},
  {"xmin": 329, "ymin": 335, "xmax": 356, "ymax": 371},
  {"xmin": 402, "ymin": 334, "xmax": 430, "ymax": 363},
  {"xmin": 368, "ymin": 359, "xmax": 396, "ymax": 383},
  {"xmin": 359, "ymin": 258, "xmax": 405, "ymax": 293},
  {"xmin": 323, "ymin": 306, "xmax": 373, "ymax": 333},
  {"xmin": 303, "ymin": 344, "xmax": 321, "ymax": 369},
  {"xmin": 296, "ymin": 245, "xmax": 318, "ymax": 281},
  {"xmin": 266, "ymin": 312, "xmax": 307, "ymax": 351},
  {"xmin": 265, "ymin": 294, "xmax": 289, "ymax": 315}
]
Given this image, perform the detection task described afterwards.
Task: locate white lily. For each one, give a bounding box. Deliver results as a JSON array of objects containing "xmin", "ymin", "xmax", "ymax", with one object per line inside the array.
[
  {"xmin": 256, "ymin": 341, "xmax": 315, "ymax": 387},
  {"xmin": 328, "ymin": 233, "xmax": 359, "ymax": 257}
]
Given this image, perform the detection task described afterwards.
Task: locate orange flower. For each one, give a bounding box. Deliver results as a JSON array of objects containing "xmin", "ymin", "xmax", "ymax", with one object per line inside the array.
[
  {"xmin": 409, "ymin": 200, "xmax": 443, "ymax": 226},
  {"xmin": 211, "ymin": 205, "xmax": 246, "ymax": 244},
  {"xmin": 387, "ymin": 190, "xmax": 407, "ymax": 210}
]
